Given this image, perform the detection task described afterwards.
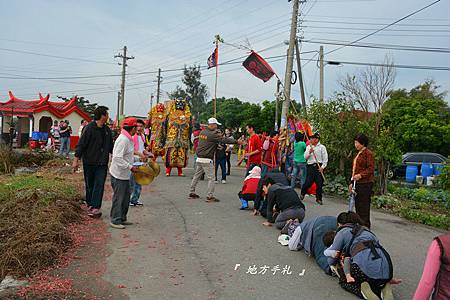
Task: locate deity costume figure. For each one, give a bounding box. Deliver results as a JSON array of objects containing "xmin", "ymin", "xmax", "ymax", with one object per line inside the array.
[
  {"xmin": 148, "ymin": 103, "xmax": 167, "ymax": 159},
  {"xmin": 165, "ymin": 99, "xmax": 191, "ymax": 176}
]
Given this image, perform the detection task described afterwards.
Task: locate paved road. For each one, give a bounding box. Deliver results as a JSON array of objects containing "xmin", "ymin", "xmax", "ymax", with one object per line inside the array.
[{"xmin": 100, "ymin": 161, "xmax": 446, "ymax": 300}]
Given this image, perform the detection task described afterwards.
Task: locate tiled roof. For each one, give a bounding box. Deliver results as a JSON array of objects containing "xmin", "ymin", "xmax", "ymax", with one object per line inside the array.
[{"xmin": 0, "ymin": 91, "xmax": 91, "ymax": 120}]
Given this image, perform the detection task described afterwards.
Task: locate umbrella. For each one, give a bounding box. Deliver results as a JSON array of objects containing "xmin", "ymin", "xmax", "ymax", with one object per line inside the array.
[{"xmin": 348, "ymin": 181, "xmax": 357, "ymax": 212}]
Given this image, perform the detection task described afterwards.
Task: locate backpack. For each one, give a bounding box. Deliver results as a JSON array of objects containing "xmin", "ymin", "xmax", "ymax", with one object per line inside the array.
[{"xmin": 338, "ymin": 224, "xmax": 393, "ymax": 280}]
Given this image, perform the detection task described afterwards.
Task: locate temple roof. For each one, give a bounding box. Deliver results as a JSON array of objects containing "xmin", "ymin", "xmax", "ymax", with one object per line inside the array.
[{"xmin": 0, "ymin": 91, "xmax": 91, "ymax": 120}]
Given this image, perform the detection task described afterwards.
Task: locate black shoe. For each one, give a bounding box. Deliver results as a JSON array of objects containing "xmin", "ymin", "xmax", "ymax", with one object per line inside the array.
[
  {"xmin": 206, "ymin": 196, "xmax": 220, "ymax": 202},
  {"xmin": 189, "ymin": 193, "xmax": 200, "ymax": 199}
]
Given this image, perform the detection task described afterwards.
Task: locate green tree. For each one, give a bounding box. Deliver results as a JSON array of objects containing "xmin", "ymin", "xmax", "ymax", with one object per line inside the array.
[
  {"xmin": 198, "ymin": 97, "xmax": 279, "ymax": 133},
  {"xmin": 57, "ymin": 96, "xmax": 98, "ymax": 118},
  {"xmin": 382, "ymin": 81, "xmax": 450, "ymax": 156},
  {"xmin": 307, "ymin": 95, "xmax": 362, "ymax": 177},
  {"xmin": 170, "ymin": 65, "xmax": 208, "ymax": 118}
]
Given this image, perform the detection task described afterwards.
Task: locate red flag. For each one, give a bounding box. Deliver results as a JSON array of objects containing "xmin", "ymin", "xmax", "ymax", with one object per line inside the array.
[
  {"xmin": 242, "ymin": 51, "xmax": 275, "ymax": 82},
  {"xmin": 207, "ymin": 47, "xmax": 218, "ymax": 69}
]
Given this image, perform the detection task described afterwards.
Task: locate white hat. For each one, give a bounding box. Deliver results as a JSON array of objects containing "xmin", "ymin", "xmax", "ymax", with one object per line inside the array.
[
  {"xmin": 277, "ymin": 234, "xmax": 290, "ymax": 246},
  {"xmin": 208, "ymin": 117, "xmax": 222, "ymax": 126}
]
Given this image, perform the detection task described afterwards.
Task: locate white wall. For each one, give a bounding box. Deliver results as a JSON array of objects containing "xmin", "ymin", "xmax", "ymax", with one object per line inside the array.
[{"xmin": 33, "ymin": 111, "xmax": 85, "ymax": 136}]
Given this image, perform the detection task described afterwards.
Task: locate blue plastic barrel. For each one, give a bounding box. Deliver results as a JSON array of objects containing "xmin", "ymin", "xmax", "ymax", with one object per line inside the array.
[
  {"xmin": 406, "ymin": 165, "xmax": 419, "ymax": 183},
  {"xmin": 421, "ymin": 162, "xmax": 433, "ymax": 178},
  {"xmin": 433, "ymin": 163, "xmax": 443, "ymax": 175},
  {"xmin": 31, "ymin": 131, "xmax": 40, "ymax": 141},
  {"xmin": 42, "ymin": 132, "xmax": 49, "ymax": 141}
]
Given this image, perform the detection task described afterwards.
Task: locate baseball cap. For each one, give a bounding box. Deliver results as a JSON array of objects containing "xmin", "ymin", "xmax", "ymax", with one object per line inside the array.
[
  {"xmin": 123, "ymin": 117, "xmax": 137, "ymax": 127},
  {"xmin": 208, "ymin": 117, "xmax": 222, "ymax": 126}
]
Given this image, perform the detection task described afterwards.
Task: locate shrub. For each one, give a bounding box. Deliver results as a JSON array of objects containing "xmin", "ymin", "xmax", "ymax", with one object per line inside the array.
[
  {"xmin": 323, "ymin": 175, "xmax": 348, "ymax": 196},
  {"xmin": 0, "ymin": 145, "xmax": 15, "ymax": 174},
  {"xmin": 372, "ymin": 195, "xmax": 400, "ymax": 210},
  {"xmin": 435, "ymin": 160, "xmax": 450, "ymax": 191}
]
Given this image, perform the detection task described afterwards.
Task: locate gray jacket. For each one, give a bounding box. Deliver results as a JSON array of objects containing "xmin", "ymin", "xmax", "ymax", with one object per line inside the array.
[{"xmin": 196, "ymin": 128, "xmax": 236, "ymax": 159}]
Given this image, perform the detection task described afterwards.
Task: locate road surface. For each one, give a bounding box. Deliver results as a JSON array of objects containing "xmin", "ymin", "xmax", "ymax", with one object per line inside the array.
[{"xmin": 100, "ymin": 161, "xmax": 446, "ymax": 300}]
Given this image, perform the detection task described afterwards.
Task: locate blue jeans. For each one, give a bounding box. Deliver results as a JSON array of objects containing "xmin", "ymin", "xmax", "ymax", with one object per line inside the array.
[
  {"xmin": 261, "ymin": 164, "xmax": 277, "ymax": 178},
  {"xmin": 59, "ymin": 136, "xmax": 70, "ymax": 156},
  {"xmin": 215, "ymin": 157, "xmax": 226, "ymax": 181},
  {"xmin": 83, "ymin": 163, "xmax": 108, "ymax": 209},
  {"xmin": 129, "ymin": 174, "xmax": 142, "ymax": 204},
  {"xmin": 291, "ymin": 162, "xmax": 307, "ymax": 189}
]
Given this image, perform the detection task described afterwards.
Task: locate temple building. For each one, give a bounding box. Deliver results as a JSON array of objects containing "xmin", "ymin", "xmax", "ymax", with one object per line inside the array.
[{"xmin": 0, "ymin": 91, "xmax": 91, "ymax": 148}]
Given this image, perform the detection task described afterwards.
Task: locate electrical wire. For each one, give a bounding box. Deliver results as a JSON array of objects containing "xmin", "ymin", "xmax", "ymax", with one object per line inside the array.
[
  {"xmin": 302, "ymin": 39, "xmax": 450, "ymax": 53},
  {"xmin": 325, "ymin": 0, "xmax": 442, "ymax": 55},
  {"xmin": 0, "ymin": 47, "xmax": 117, "ymax": 65}
]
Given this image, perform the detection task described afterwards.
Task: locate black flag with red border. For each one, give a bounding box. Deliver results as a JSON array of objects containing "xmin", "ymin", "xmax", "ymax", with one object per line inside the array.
[{"xmin": 242, "ymin": 51, "xmax": 275, "ymax": 82}]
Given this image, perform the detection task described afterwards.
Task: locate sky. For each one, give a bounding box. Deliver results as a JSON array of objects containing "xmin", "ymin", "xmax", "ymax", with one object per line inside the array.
[{"xmin": 1, "ymin": 0, "xmax": 449, "ymax": 118}]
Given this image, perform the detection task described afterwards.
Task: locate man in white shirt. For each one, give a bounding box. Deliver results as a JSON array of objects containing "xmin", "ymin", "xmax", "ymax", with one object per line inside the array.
[
  {"xmin": 78, "ymin": 120, "xmax": 88, "ymax": 137},
  {"xmin": 300, "ymin": 132, "xmax": 328, "ymax": 205},
  {"xmin": 109, "ymin": 117, "xmax": 139, "ymax": 229}
]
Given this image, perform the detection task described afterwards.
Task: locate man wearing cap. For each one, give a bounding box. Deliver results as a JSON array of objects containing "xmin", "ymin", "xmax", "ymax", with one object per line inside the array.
[
  {"xmin": 109, "ymin": 117, "xmax": 140, "ymax": 229},
  {"xmin": 300, "ymin": 133, "xmax": 328, "ymax": 205},
  {"xmin": 189, "ymin": 117, "xmax": 241, "ymax": 202}
]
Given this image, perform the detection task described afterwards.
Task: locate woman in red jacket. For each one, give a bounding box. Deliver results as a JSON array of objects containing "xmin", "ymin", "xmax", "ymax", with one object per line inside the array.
[{"xmin": 238, "ymin": 166, "xmax": 261, "ymax": 210}]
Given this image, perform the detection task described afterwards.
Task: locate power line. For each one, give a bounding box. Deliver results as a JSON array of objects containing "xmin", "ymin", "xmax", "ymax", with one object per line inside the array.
[
  {"xmin": 322, "ymin": 59, "xmax": 450, "ymax": 71},
  {"xmin": 306, "ymin": 13, "xmax": 450, "ymax": 22},
  {"xmin": 302, "ymin": 39, "xmax": 450, "ymax": 53},
  {"xmin": 0, "ymin": 47, "xmax": 116, "ymax": 65},
  {"xmin": 302, "ymin": 19, "xmax": 450, "ymax": 27},
  {"xmin": 305, "ymin": 30, "xmax": 450, "ymax": 38},
  {"xmin": 325, "ymin": 0, "xmax": 442, "ymax": 55},
  {"xmin": 300, "ymin": 24, "xmax": 450, "ymax": 32},
  {"xmin": 0, "ymin": 37, "xmax": 110, "ymax": 50}
]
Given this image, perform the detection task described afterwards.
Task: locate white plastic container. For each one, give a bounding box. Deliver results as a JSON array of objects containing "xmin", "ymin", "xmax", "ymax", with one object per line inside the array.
[{"xmin": 416, "ymin": 175, "xmax": 424, "ymax": 185}]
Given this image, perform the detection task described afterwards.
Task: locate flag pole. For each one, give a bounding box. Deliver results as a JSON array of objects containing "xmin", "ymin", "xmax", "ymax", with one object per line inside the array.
[
  {"xmin": 213, "ymin": 34, "xmax": 223, "ymax": 118},
  {"xmin": 214, "ymin": 40, "xmax": 218, "ymax": 117}
]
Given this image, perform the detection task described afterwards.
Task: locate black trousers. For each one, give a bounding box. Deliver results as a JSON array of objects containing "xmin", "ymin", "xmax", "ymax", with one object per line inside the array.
[
  {"xmin": 83, "ymin": 163, "xmax": 107, "ymax": 209},
  {"xmin": 355, "ymin": 182, "xmax": 373, "ymax": 229},
  {"xmin": 301, "ymin": 164, "xmax": 324, "ymax": 201},
  {"xmin": 339, "ymin": 263, "xmax": 389, "ymax": 299}
]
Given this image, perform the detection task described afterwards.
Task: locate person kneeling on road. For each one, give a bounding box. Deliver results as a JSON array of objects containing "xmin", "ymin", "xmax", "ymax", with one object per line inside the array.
[
  {"xmin": 261, "ymin": 177, "xmax": 305, "ymax": 229},
  {"xmin": 238, "ymin": 166, "xmax": 261, "ymax": 210},
  {"xmin": 323, "ymin": 212, "xmax": 394, "ymax": 300}
]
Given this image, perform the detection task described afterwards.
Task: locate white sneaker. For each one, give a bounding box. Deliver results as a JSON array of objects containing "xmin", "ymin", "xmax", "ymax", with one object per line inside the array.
[
  {"xmin": 214, "ymin": 180, "xmax": 219, "ymax": 184},
  {"xmin": 221, "ymin": 180, "xmax": 226, "ymax": 184}
]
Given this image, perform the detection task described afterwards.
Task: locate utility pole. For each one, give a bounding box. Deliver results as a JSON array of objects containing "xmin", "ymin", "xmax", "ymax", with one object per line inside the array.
[
  {"xmin": 295, "ymin": 39, "xmax": 307, "ymax": 114},
  {"xmin": 280, "ymin": 0, "xmax": 299, "ymax": 129},
  {"xmin": 116, "ymin": 91, "xmax": 121, "ymax": 124},
  {"xmin": 150, "ymin": 93, "xmax": 154, "ymax": 111},
  {"xmin": 156, "ymin": 68, "xmax": 162, "ymax": 104},
  {"xmin": 275, "ymin": 79, "xmax": 281, "ymax": 131},
  {"xmin": 115, "ymin": 46, "xmax": 134, "ymax": 117},
  {"xmin": 319, "ymin": 45, "xmax": 324, "ymax": 102}
]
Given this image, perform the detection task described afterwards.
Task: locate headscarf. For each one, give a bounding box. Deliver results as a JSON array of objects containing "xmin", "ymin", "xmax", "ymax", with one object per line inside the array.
[{"xmin": 245, "ymin": 166, "xmax": 261, "ymax": 181}]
